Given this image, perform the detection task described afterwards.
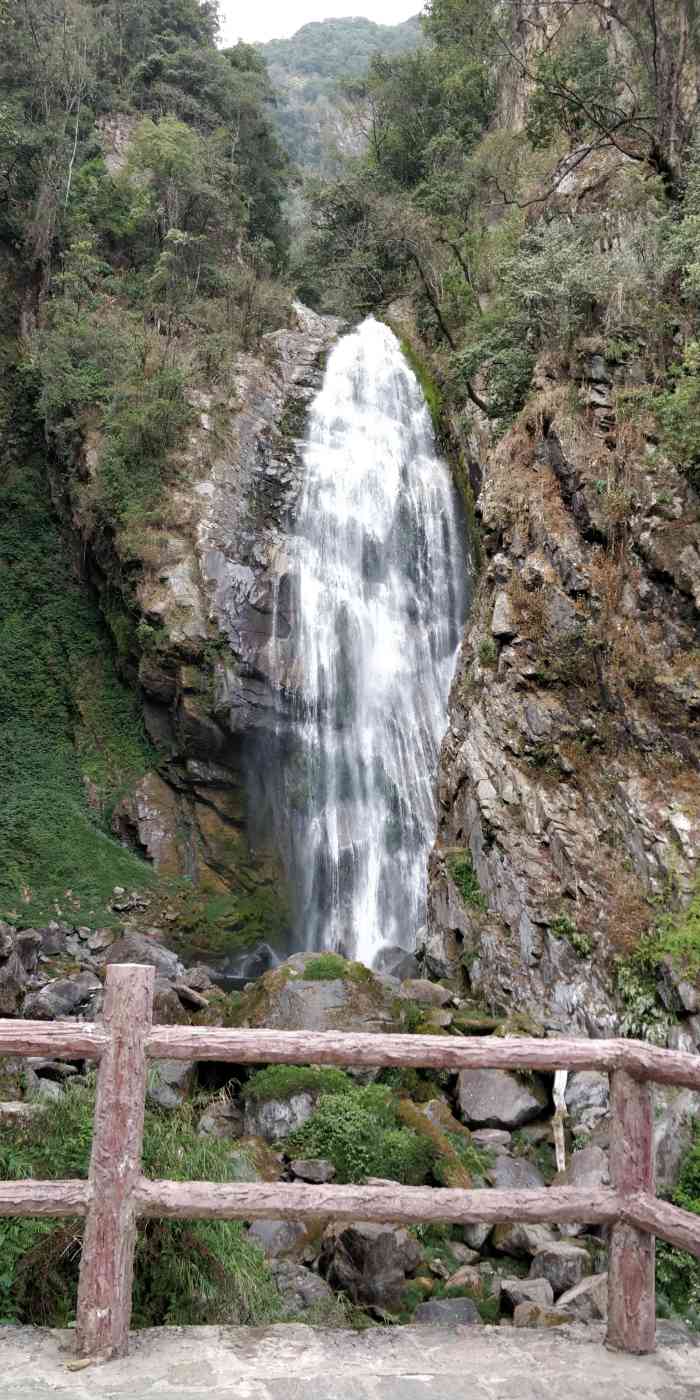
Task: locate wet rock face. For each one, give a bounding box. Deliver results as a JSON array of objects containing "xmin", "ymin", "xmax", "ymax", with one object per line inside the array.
[
  {"xmin": 428, "ymin": 353, "xmax": 700, "ymax": 1034},
  {"xmin": 97, "ymin": 305, "xmax": 341, "ymax": 933}
]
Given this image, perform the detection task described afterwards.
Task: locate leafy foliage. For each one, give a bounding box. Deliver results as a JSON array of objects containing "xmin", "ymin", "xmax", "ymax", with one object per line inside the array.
[
  {"xmin": 0, "ymin": 362, "xmax": 155, "ymax": 924},
  {"xmin": 258, "ymin": 16, "xmax": 424, "ymax": 173},
  {"xmin": 448, "ymin": 854, "xmax": 486, "ymax": 910},
  {"xmin": 0, "ymin": 1079, "xmax": 280, "ymax": 1327},
  {"xmin": 287, "ymin": 1084, "xmax": 435, "ymax": 1185},
  {"xmin": 656, "ymin": 1124, "xmax": 700, "ymax": 1331}
]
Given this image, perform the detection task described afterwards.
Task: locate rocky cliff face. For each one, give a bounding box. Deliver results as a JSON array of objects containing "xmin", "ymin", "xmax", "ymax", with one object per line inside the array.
[
  {"xmin": 426, "ymin": 351, "xmax": 700, "ymax": 1039},
  {"xmin": 99, "ymin": 305, "xmax": 340, "ymax": 954}
]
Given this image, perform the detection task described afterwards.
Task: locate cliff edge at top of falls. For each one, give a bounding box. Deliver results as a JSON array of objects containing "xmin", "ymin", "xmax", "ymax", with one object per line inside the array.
[
  {"xmin": 85, "ymin": 303, "xmax": 341, "ymax": 924},
  {"xmin": 425, "ymin": 349, "xmax": 700, "ymax": 1042}
]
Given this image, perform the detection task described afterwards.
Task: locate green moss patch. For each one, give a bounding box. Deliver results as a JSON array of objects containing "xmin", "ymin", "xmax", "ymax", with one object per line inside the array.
[
  {"xmin": 242, "ymin": 1065, "xmax": 354, "ymax": 1104},
  {"xmin": 0, "ymin": 364, "xmax": 156, "ymax": 928}
]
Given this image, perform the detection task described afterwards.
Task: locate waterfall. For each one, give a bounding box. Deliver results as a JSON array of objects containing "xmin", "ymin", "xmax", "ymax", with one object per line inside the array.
[{"xmin": 268, "ymin": 317, "xmax": 468, "ymax": 967}]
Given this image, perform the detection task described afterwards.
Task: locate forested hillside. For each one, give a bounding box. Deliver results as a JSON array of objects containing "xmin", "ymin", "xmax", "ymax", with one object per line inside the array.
[
  {"xmin": 257, "ymin": 15, "xmax": 423, "ymax": 171},
  {"xmin": 0, "ymin": 0, "xmax": 292, "ymax": 930}
]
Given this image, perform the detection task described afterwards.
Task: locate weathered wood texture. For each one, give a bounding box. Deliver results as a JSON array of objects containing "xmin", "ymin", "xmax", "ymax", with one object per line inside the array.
[
  {"xmin": 145, "ymin": 1027, "xmax": 700, "ymax": 1088},
  {"xmin": 0, "ymin": 1180, "xmax": 88, "ymax": 1216},
  {"xmin": 0, "ymin": 1022, "xmax": 107, "ymax": 1059},
  {"xmin": 5, "ymin": 966, "xmax": 700, "ymax": 1361},
  {"xmin": 606, "ymin": 1070, "xmax": 656, "ymax": 1356},
  {"xmin": 627, "ymin": 1193, "xmax": 700, "ymax": 1259},
  {"xmin": 74, "ymin": 965, "xmax": 154, "ymax": 1362},
  {"xmin": 135, "ymin": 1181, "xmax": 623, "ymax": 1226}
]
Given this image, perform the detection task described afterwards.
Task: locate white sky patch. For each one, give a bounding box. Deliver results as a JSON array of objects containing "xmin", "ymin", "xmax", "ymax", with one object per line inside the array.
[{"xmin": 219, "ymin": 2, "xmax": 421, "ymax": 46}]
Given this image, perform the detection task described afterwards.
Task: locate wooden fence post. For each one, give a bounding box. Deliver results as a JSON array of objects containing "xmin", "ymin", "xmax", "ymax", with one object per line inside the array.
[
  {"xmin": 75, "ymin": 963, "xmax": 154, "ymax": 1361},
  {"xmin": 606, "ymin": 1068, "xmax": 656, "ymax": 1354}
]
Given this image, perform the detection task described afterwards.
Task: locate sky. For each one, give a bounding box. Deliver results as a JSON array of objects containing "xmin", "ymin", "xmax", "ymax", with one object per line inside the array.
[{"xmin": 219, "ymin": 3, "xmax": 421, "ymax": 46}]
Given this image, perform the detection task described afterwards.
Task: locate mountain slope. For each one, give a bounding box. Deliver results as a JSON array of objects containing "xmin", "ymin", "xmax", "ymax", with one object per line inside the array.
[{"xmin": 258, "ymin": 16, "xmax": 424, "ymax": 172}]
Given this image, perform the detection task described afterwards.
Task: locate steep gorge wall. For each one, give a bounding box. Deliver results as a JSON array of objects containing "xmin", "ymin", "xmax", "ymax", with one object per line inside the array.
[
  {"xmin": 425, "ymin": 340, "xmax": 700, "ymax": 1039},
  {"xmin": 60, "ymin": 302, "xmax": 341, "ymax": 957}
]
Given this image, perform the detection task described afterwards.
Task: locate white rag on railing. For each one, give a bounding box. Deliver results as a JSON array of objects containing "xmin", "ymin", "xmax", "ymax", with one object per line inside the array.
[{"xmin": 553, "ymin": 1069, "xmax": 568, "ymax": 1174}]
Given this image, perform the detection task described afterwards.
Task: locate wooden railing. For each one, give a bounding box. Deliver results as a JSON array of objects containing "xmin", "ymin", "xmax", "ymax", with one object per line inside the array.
[{"xmin": 1, "ymin": 963, "xmax": 700, "ymax": 1362}]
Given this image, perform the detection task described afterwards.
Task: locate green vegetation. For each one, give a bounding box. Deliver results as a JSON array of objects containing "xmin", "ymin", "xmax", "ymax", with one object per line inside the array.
[
  {"xmin": 303, "ymin": 953, "xmax": 351, "ymax": 980},
  {"xmin": 242, "ymin": 1065, "xmax": 353, "ymax": 1104},
  {"xmin": 617, "ymin": 883, "xmax": 700, "ymax": 1039},
  {"xmin": 258, "ymin": 17, "xmax": 423, "ymax": 172},
  {"xmin": 2, "ymin": 0, "xmax": 292, "ymax": 550},
  {"xmin": 298, "ymin": 0, "xmax": 700, "ymax": 438},
  {"xmin": 287, "ymin": 1083, "xmax": 435, "ymax": 1186},
  {"xmin": 448, "ymin": 854, "xmax": 487, "ymax": 911},
  {"xmin": 656, "ymin": 1124, "xmax": 700, "ymax": 1331},
  {"xmin": 550, "ymin": 914, "xmax": 593, "ymax": 960},
  {"xmin": 0, "ymin": 1080, "xmax": 279, "ymax": 1327},
  {"xmin": 0, "ymin": 366, "xmax": 155, "ymax": 926}
]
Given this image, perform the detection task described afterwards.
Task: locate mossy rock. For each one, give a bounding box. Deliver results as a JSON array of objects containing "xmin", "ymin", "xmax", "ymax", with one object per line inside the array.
[
  {"xmin": 230, "ymin": 954, "xmax": 401, "ymax": 1034},
  {"xmin": 228, "ymin": 1136, "xmax": 284, "ymax": 1184}
]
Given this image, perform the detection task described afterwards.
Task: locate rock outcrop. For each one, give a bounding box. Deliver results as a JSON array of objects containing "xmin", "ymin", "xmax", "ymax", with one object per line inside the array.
[
  {"xmin": 427, "ymin": 352, "xmax": 700, "ymax": 1035},
  {"xmin": 89, "ymin": 304, "xmax": 341, "ymax": 953}
]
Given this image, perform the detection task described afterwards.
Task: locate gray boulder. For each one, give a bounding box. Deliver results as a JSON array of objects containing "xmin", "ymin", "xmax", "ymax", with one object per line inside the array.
[
  {"xmin": 529, "ymin": 1243, "xmax": 591, "ymax": 1298},
  {"xmin": 564, "ymin": 1071, "xmax": 609, "ymax": 1137},
  {"xmin": 147, "ymin": 1058, "xmax": 196, "ymax": 1110},
  {"xmin": 105, "ymin": 932, "xmax": 183, "ymax": 980},
  {"xmin": 290, "ymin": 1158, "xmax": 336, "ymax": 1184},
  {"xmin": 513, "ymin": 1301, "xmax": 573, "ymax": 1328},
  {"xmin": 654, "ymin": 1087, "xmax": 700, "ymax": 1191},
  {"xmin": 457, "ymin": 1069, "xmax": 548, "ymax": 1128},
  {"xmin": 493, "ymin": 1223, "xmax": 557, "ymax": 1258},
  {"xmin": 23, "ymin": 972, "xmax": 101, "ymax": 1020},
  {"xmin": 490, "ymin": 1156, "xmax": 544, "ymax": 1190},
  {"xmin": 472, "ymin": 1128, "xmax": 512, "ymax": 1153},
  {"xmin": 415, "ymin": 1298, "xmax": 481, "ymax": 1326},
  {"xmin": 228, "ymin": 1137, "xmax": 283, "ymax": 1183},
  {"xmin": 270, "ymin": 1259, "xmax": 334, "ymax": 1314},
  {"xmin": 462, "ymin": 1222, "xmax": 493, "ymax": 1251},
  {"xmin": 501, "ymin": 1278, "xmax": 554, "ymax": 1311},
  {"xmin": 374, "ymin": 946, "xmax": 419, "ymax": 981},
  {"xmin": 319, "ymin": 1222, "xmax": 421, "ymax": 1311},
  {"xmin": 565, "ymin": 1070, "xmax": 609, "ymax": 1117},
  {"xmin": 416, "ymin": 926, "xmax": 463, "ymax": 982},
  {"xmin": 244, "ymin": 1091, "xmax": 316, "ymax": 1143},
  {"xmin": 400, "ymin": 978, "xmax": 452, "ymax": 1007},
  {"xmin": 557, "ymin": 1273, "xmax": 608, "ymax": 1321},
  {"xmin": 248, "ymin": 1220, "xmax": 312, "ymax": 1260},
  {"xmin": 197, "ymin": 1100, "xmax": 243, "ymax": 1139},
  {"xmin": 236, "ymin": 956, "xmax": 399, "ymax": 1034},
  {"xmin": 564, "ymin": 1145, "xmax": 609, "ymax": 1189}
]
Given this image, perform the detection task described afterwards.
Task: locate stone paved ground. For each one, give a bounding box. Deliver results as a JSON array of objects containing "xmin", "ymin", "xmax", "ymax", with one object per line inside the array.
[{"xmin": 2, "ymin": 1323, "xmax": 698, "ymax": 1399}]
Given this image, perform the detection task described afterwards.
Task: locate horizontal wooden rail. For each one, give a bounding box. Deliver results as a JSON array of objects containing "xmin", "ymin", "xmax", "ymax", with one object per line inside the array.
[
  {"xmin": 0, "ymin": 1022, "xmax": 108, "ymax": 1059},
  {"xmin": 0, "ymin": 1180, "xmax": 89, "ymax": 1216},
  {"xmin": 2, "ymin": 964, "xmax": 700, "ymax": 1362},
  {"xmin": 3, "ymin": 1016, "xmax": 699, "ymax": 1089},
  {"xmin": 627, "ymin": 1193, "xmax": 700, "ymax": 1257},
  {"xmin": 134, "ymin": 1181, "xmax": 624, "ymax": 1226}
]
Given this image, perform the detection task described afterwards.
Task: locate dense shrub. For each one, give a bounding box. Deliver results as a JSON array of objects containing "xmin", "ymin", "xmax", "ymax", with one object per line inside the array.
[
  {"xmin": 287, "ymin": 1084, "xmax": 435, "ymax": 1185},
  {"xmin": 0, "ymin": 1080, "xmax": 279, "ymax": 1328}
]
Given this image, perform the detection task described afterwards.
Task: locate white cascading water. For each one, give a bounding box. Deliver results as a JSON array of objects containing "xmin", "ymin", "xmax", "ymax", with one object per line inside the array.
[{"xmin": 271, "ymin": 317, "xmax": 468, "ymax": 966}]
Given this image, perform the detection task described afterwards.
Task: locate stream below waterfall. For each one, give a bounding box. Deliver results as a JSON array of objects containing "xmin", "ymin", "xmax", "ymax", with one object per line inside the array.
[{"xmin": 254, "ymin": 317, "xmax": 469, "ymax": 968}]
